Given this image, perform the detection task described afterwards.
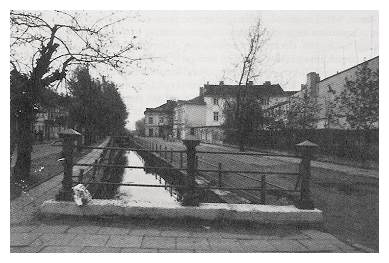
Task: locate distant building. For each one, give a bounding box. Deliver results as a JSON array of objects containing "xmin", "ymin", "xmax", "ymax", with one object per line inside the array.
[
  {"xmin": 144, "ymin": 100, "xmax": 177, "ymax": 137},
  {"xmin": 264, "ymin": 56, "xmax": 379, "ymax": 129},
  {"xmin": 172, "ymin": 81, "xmax": 295, "ymax": 143},
  {"xmin": 173, "ymin": 96, "xmax": 206, "ymax": 139},
  {"xmin": 33, "ymin": 106, "xmax": 69, "ymax": 140}
]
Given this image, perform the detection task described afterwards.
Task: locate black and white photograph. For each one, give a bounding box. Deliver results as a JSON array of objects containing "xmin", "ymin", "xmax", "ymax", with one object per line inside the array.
[{"xmin": 7, "ymin": 2, "xmax": 382, "ymax": 255}]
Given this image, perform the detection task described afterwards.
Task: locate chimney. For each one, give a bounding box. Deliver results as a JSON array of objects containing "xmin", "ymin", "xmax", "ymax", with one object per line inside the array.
[
  {"xmin": 248, "ymin": 81, "xmax": 253, "ymax": 86},
  {"xmin": 263, "ymin": 81, "xmax": 271, "ymax": 85},
  {"xmin": 306, "ymin": 72, "xmax": 320, "ymax": 97},
  {"xmin": 219, "ymin": 81, "xmax": 224, "ymax": 85},
  {"xmin": 199, "ymin": 87, "xmax": 205, "ymax": 96}
]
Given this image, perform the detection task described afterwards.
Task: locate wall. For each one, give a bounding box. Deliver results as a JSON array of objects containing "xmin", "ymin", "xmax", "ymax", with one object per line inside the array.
[
  {"xmin": 204, "ymin": 96, "xmax": 226, "ymax": 126},
  {"xmin": 173, "ymin": 104, "xmax": 206, "ymax": 139}
]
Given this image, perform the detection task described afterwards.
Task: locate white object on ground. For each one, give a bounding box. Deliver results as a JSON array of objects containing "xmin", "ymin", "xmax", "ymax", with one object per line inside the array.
[{"xmin": 72, "ymin": 184, "xmax": 92, "ymax": 206}]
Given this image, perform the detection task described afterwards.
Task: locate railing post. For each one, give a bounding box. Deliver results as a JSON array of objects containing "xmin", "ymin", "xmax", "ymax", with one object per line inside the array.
[
  {"xmin": 159, "ymin": 145, "xmax": 162, "ymax": 156},
  {"xmin": 218, "ymin": 162, "xmax": 222, "ymax": 187},
  {"xmin": 180, "ymin": 152, "xmax": 183, "ymax": 169},
  {"xmin": 78, "ymin": 169, "xmax": 84, "ymax": 184},
  {"xmin": 261, "ymin": 175, "xmax": 266, "ymax": 204},
  {"xmin": 182, "ymin": 135, "xmax": 201, "ymax": 206},
  {"xmin": 165, "ymin": 146, "xmax": 167, "ymax": 159},
  {"xmin": 295, "ymin": 140, "xmax": 318, "ymax": 210},
  {"xmin": 170, "ymin": 148, "xmax": 173, "ymax": 163},
  {"xmin": 56, "ymin": 129, "xmax": 81, "ymax": 201}
]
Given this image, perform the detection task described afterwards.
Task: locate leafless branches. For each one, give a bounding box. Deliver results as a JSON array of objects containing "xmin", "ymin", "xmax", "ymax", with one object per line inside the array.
[{"xmin": 10, "ymin": 10, "xmax": 146, "ymax": 87}]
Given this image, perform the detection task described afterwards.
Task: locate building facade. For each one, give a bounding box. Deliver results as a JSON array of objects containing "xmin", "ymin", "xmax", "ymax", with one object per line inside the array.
[
  {"xmin": 264, "ymin": 56, "xmax": 379, "ymax": 129},
  {"xmin": 144, "ymin": 100, "xmax": 177, "ymax": 137},
  {"xmin": 33, "ymin": 106, "xmax": 69, "ymax": 141},
  {"xmin": 171, "ymin": 81, "xmax": 294, "ymax": 143}
]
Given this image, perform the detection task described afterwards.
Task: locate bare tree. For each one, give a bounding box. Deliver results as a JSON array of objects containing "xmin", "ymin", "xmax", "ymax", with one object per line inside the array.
[
  {"xmin": 231, "ymin": 18, "xmax": 268, "ymax": 151},
  {"xmin": 10, "ymin": 10, "xmax": 145, "ymax": 182}
]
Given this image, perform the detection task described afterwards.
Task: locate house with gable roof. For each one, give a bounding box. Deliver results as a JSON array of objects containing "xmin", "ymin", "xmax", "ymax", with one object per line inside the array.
[{"xmin": 144, "ymin": 100, "xmax": 177, "ymax": 137}]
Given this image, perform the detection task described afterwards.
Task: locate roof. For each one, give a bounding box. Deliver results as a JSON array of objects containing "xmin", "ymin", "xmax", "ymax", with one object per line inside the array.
[
  {"xmin": 177, "ymin": 96, "xmax": 206, "ymax": 106},
  {"xmin": 319, "ymin": 56, "xmax": 379, "ymax": 83},
  {"xmin": 145, "ymin": 100, "xmax": 177, "ymax": 113},
  {"xmin": 203, "ymin": 83, "xmax": 286, "ymax": 97}
]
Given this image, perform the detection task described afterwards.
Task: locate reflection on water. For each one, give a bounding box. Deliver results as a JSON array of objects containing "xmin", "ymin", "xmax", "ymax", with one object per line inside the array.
[{"xmin": 116, "ymin": 151, "xmax": 180, "ymax": 207}]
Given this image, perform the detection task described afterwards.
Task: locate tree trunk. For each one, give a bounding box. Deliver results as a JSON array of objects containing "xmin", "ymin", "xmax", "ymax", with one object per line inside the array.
[{"xmin": 13, "ymin": 110, "xmax": 34, "ymax": 182}]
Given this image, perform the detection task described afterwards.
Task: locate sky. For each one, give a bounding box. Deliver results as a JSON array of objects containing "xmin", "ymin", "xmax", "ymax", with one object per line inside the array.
[
  {"xmin": 11, "ymin": 10, "xmax": 378, "ymax": 130},
  {"xmin": 113, "ymin": 10, "xmax": 378, "ymax": 130}
]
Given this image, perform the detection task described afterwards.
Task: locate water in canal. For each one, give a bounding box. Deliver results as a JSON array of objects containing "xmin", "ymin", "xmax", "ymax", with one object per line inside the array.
[{"xmin": 114, "ymin": 151, "xmax": 181, "ymax": 206}]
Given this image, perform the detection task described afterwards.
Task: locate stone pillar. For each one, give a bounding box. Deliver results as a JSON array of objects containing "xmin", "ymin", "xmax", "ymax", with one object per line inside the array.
[
  {"xmin": 182, "ymin": 135, "xmax": 200, "ymax": 206},
  {"xmin": 56, "ymin": 129, "xmax": 81, "ymax": 201},
  {"xmin": 295, "ymin": 140, "xmax": 318, "ymax": 210}
]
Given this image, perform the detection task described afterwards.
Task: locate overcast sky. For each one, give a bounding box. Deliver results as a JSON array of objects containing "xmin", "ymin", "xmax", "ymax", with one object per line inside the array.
[{"xmin": 93, "ymin": 11, "xmax": 379, "ymax": 130}]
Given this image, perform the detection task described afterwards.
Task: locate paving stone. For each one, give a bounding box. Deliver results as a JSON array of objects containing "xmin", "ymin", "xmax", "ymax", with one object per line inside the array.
[
  {"xmin": 39, "ymin": 246, "xmax": 84, "ymax": 253},
  {"xmin": 11, "ymin": 233, "xmax": 41, "ymax": 246},
  {"xmin": 129, "ymin": 229, "xmax": 161, "ymax": 236},
  {"xmin": 70, "ymin": 234, "xmax": 109, "ymax": 247},
  {"xmin": 208, "ymin": 238, "xmax": 245, "ymax": 252},
  {"xmin": 39, "ymin": 233, "xmax": 77, "ymax": 246},
  {"xmin": 97, "ymin": 227, "xmax": 130, "ymax": 235},
  {"xmin": 238, "ymin": 239, "xmax": 277, "ymax": 252},
  {"xmin": 11, "ymin": 225, "xmax": 38, "ymax": 233},
  {"xmin": 81, "ymin": 246, "xmax": 121, "ymax": 253},
  {"xmin": 142, "ymin": 236, "xmax": 176, "ymax": 249},
  {"xmin": 176, "ymin": 237, "xmax": 210, "ymax": 250},
  {"xmin": 11, "ymin": 246, "xmax": 43, "ymax": 253},
  {"xmin": 121, "ymin": 248, "xmax": 158, "ymax": 253},
  {"xmin": 32, "ymin": 224, "xmax": 70, "ymax": 234},
  {"xmin": 160, "ymin": 230, "xmax": 192, "ymax": 237},
  {"xmin": 67, "ymin": 225, "xmax": 102, "ymax": 234},
  {"xmin": 106, "ymin": 235, "xmax": 143, "ymax": 248},
  {"xmin": 269, "ymin": 240, "xmax": 309, "ymax": 252},
  {"xmin": 298, "ymin": 239, "xmax": 341, "ymax": 252}
]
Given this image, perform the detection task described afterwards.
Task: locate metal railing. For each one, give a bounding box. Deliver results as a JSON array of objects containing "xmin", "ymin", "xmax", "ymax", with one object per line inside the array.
[{"xmin": 55, "ymin": 131, "xmax": 318, "ymax": 209}]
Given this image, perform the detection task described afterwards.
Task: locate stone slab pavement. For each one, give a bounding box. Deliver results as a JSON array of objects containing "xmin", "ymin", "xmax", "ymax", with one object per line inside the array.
[{"xmin": 11, "ymin": 216, "xmax": 363, "ymax": 253}]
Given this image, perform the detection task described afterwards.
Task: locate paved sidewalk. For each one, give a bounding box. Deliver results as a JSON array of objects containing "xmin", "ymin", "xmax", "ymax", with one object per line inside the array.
[{"xmin": 11, "ymin": 217, "xmax": 360, "ymax": 253}]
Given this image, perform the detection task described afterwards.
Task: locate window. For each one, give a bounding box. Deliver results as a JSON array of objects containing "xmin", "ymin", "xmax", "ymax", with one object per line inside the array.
[
  {"xmin": 213, "ymin": 98, "xmax": 218, "ymax": 105},
  {"xmin": 148, "ymin": 117, "xmax": 153, "ymax": 124},
  {"xmin": 213, "ymin": 112, "xmax": 219, "ymax": 122}
]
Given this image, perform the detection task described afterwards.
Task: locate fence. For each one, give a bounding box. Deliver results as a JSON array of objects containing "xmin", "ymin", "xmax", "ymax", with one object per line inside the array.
[
  {"xmin": 224, "ymin": 128, "xmax": 378, "ymax": 161},
  {"xmin": 54, "ymin": 129, "xmax": 318, "ymax": 210}
]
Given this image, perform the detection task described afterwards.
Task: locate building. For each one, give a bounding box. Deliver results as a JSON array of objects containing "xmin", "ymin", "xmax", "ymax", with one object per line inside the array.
[
  {"xmin": 173, "ymin": 96, "xmax": 206, "ymax": 139},
  {"xmin": 172, "ymin": 81, "xmax": 294, "ymax": 143},
  {"xmin": 264, "ymin": 56, "xmax": 379, "ymax": 129},
  {"xmin": 33, "ymin": 106, "xmax": 69, "ymax": 140},
  {"xmin": 144, "ymin": 100, "xmax": 177, "ymax": 137}
]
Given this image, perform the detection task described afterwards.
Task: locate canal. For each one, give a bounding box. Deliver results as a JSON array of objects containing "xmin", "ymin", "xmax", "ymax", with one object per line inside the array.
[{"xmin": 115, "ymin": 151, "xmax": 180, "ymax": 206}]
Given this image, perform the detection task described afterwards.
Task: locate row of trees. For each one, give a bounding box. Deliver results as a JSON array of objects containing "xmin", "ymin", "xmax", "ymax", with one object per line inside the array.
[{"xmin": 67, "ymin": 67, "xmax": 128, "ymax": 145}]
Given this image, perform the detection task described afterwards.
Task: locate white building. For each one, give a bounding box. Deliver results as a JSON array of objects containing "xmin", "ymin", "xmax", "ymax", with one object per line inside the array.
[{"xmin": 172, "ymin": 81, "xmax": 294, "ymax": 143}]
